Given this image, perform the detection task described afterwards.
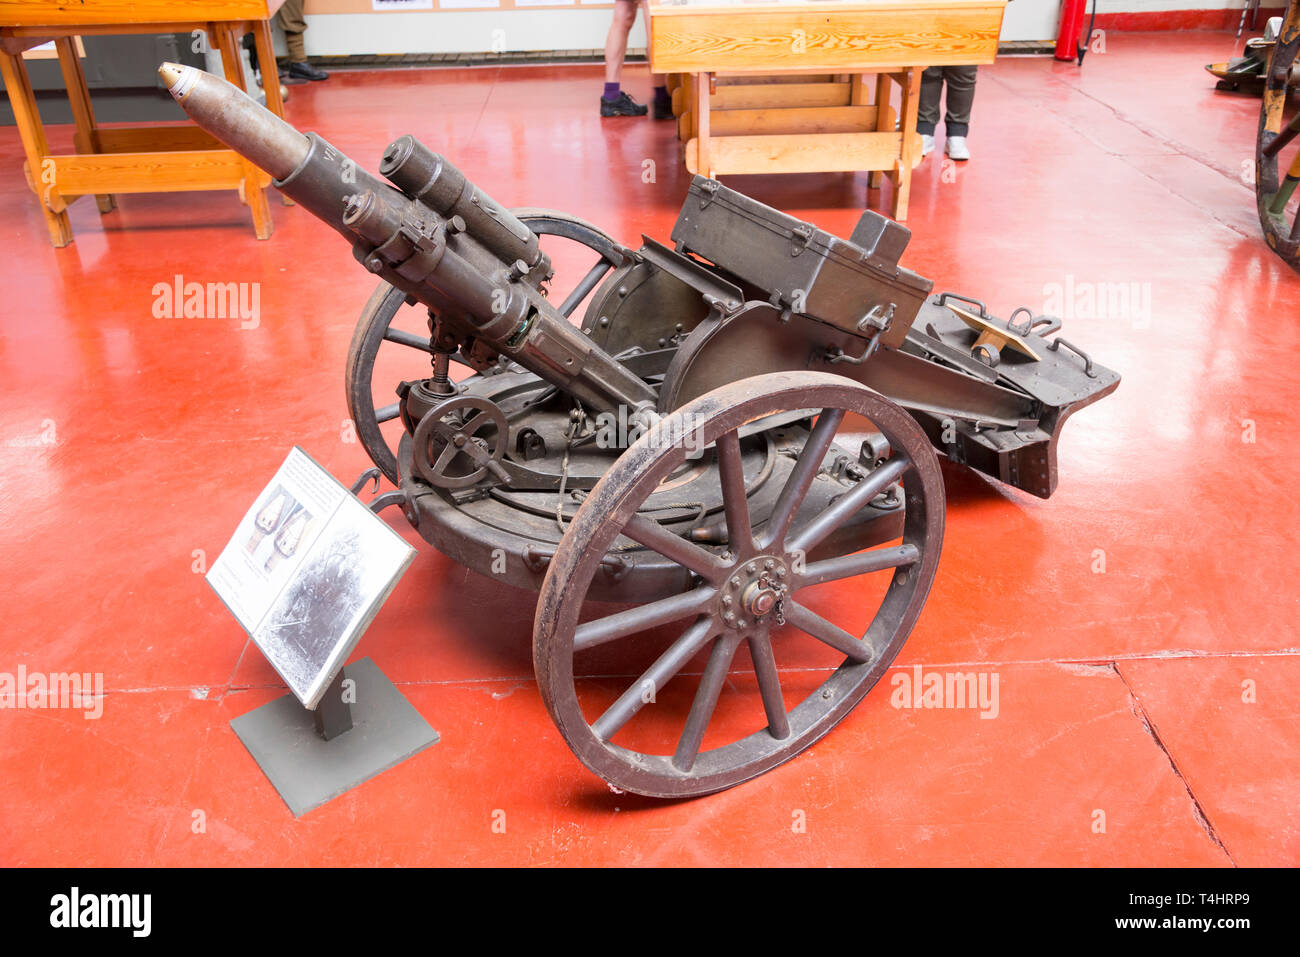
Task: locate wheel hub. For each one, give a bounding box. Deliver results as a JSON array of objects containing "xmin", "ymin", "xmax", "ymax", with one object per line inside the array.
[{"xmin": 719, "ymin": 556, "xmax": 788, "ymax": 629}]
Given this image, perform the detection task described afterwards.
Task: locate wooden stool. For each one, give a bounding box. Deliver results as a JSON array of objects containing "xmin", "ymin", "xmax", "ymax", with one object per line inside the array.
[{"xmin": 0, "ymin": 2, "xmax": 287, "ymax": 247}]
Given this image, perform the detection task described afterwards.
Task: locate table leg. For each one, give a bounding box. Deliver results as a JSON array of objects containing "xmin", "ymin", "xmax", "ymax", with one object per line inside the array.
[
  {"xmin": 0, "ymin": 51, "xmax": 73, "ymax": 247},
  {"xmin": 251, "ymin": 17, "xmax": 294, "ymax": 206},
  {"xmin": 695, "ymin": 71, "xmax": 711, "ymax": 178},
  {"xmin": 868, "ymin": 73, "xmax": 891, "ymax": 190},
  {"xmin": 893, "ymin": 66, "xmax": 921, "ymax": 222},
  {"xmin": 676, "ymin": 72, "xmax": 693, "ymax": 143},
  {"xmin": 54, "ymin": 37, "xmax": 115, "ymax": 214},
  {"xmin": 252, "ymin": 20, "xmax": 286, "ymax": 120},
  {"xmin": 213, "ymin": 20, "xmax": 273, "ymax": 240}
]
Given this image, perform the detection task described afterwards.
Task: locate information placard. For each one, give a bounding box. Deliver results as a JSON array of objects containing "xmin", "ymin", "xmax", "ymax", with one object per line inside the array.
[{"xmin": 208, "ymin": 448, "xmax": 416, "ymax": 709}]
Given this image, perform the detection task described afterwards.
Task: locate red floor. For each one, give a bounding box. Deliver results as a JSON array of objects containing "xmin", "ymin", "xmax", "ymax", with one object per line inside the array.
[{"xmin": 0, "ymin": 31, "xmax": 1296, "ymax": 866}]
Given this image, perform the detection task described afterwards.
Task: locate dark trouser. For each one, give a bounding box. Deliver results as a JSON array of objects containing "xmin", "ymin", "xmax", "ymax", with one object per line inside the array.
[
  {"xmin": 916, "ymin": 65, "xmax": 978, "ymax": 137},
  {"xmin": 275, "ymin": 0, "xmax": 307, "ymax": 63}
]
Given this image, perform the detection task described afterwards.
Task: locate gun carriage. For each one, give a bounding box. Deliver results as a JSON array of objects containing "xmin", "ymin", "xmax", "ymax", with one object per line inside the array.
[{"xmin": 164, "ymin": 63, "xmax": 1119, "ymax": 797}]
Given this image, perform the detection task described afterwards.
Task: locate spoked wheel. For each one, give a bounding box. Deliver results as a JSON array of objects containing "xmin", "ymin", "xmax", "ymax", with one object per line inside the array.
[
  {"xmin": 1256, "ymin": 2, "xmax": 1300, "ymax": 269},
  {"xmin": 534, "ymin": 371, "xmax": 945, "ymax": 798},
  {"xmin": 345, "ymin": 209, "xmax": 627, "ymax": 483}
]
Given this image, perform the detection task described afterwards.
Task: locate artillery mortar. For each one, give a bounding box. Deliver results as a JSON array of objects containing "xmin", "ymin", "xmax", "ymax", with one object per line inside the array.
[{"xmin": 163, "ymin": 63, "xmax": 1120, "ymax": 797}]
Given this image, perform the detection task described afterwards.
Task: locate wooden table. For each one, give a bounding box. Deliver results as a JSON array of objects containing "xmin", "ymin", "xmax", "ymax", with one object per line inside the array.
[
  {"xmin": 648, "ymin": 0, "xmax": 1007, "ymax": 220},
  {"xmin": 0, "ymin": 1, "xmax": 287, "ymax": 246}
]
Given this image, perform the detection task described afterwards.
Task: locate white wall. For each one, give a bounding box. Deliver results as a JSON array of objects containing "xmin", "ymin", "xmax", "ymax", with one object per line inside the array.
[
  {"xmin": 293, "ymin": 0, "xmax": 1250, "ymax": 58},
  {"xmin": 1001, "ymin": 0, "xmax": 1063, "ymax": 43},
  {"xmin": 301, "ymin": 9, "xmax": 645, "ymax": 56}
]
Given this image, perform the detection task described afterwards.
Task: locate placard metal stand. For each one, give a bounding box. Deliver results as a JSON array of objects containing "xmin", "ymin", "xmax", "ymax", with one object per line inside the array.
[
  {"xmin": 209, "ymin": 448, "xmax": 438, "ymax": 817},
  {"xmin": 231, "ymin": 658, "xmax": 438, "ymax": 818}
]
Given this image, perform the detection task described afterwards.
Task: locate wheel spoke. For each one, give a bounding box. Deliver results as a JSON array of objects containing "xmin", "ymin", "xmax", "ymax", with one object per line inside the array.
[
  {"xmin": 383, "ymin": 327, "xmax": 432, "ymax": 352},
  {"xmin": 375, "ymin": 402, "xmax": 400, "ymax": 424},
  {"xmin": 622, "ymin": 513, "xmax": 730, "ymax": 580},
  {"xmin": 747, "ymin": 625, "xmax": 790, "ymax": 740},
  {"xmin": 787, "ymin": 457, "xmax": 909, "ymax": 556},
  {"xmin": 457, "ymin": 439, "xmax": 494, "ymax": 467},
  {"xmin": 558, "ymin": 259, "xmax": 614, "ymax": 318},
  {"xmin": 796, "ymin": 544, "xmax": 920, "ymax": 591},
  {"xmin": 761, "ymin": 408, "xmax": 846, "ymax": 549},
  {"xmin": 782, "ymin": 601, "xmax": 873, "ymax": 664},
  {"xmin": 715, "ymin": 430, "xmax": 754, "ymax": 557},
  {"xmin": 673, "ymin": 633, "xmax": 742, "ymax": 771},
  {"xmin": 574, "ymin": 585, "xmax": 717, "ymax": 652},
  {"xmin": 1263, "ymin": 110, "xmax": 1300, "ymax": 158},
  {"xmin": 592, "ymin": 618, "xmax": 716, "ymax": 741},
  {"xmin": 433, "ymin": 442, "xmax": 459, "ymax": 473}
]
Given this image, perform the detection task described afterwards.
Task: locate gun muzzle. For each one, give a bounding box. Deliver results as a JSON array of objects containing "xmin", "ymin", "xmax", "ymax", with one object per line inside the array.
[
  {"xmin": 159, "ymin": 62, "xmax": 395, "ymax": 240},
  {"xmin": 159, "ymin": 62, "xmax": 307, "ymax": 180}
]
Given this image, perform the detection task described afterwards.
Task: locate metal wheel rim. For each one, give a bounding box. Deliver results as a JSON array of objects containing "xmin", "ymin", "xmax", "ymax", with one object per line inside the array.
[
  {"xmin": 1256, "ymin": 3, "xmax": 1300, "ymax": 269},
  {"xmin": 411, "ymin": 395, "xmax": 507, "ymax": 489},
  {"xmin": 534, "ymin": 371, "xmax": 945, "ymax": 798},
  {"xmin": 344, "ymin": 210, "xmax": 626, "ymax": 484}
]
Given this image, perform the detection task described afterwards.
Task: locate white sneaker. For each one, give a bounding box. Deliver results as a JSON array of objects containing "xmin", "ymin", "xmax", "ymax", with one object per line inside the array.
[
  {"xmin": 921, "ymin": 134, "xmax": 935, "ymax": 156},
  {"xmin": 946, "ymin": 135, "xmax": 970, "ymax": 161}
]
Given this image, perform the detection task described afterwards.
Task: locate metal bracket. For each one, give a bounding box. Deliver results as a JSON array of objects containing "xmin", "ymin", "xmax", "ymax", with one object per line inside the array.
[
  {"xmin": 349, "ymin": 468, "xmax": 382, "ymax": 496},
  {"xmin": 368, "ymin": 490, "xmax": 408, "ymax": 515},
  {"xmin": 522, "ymin": 543, "xmax": 631, "ymax": 581},
  {"xmin": 791, "ymin": 223, "xmax": 815, "ymax": 257},
  {"xmin": 1008, "ymin": 306, "xmax": 1063, "ymax": 338},
  {"xmin": 936, "ymin": 292, "xmax": 989, "ymax": 318},
  {"xmin": 1047, "ymin": 337, "xmax": 1097, "ymax": 378}
]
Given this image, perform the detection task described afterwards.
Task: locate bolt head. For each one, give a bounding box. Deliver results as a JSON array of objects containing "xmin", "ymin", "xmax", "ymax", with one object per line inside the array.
[{"xmin": 747, "ymin": 562, "xmax": 757, "ymax": 573}]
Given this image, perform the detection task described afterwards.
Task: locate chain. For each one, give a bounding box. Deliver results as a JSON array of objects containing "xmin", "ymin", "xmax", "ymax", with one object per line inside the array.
[{"xmin": 555, "ymin": 399, "xmax": 585, "ymax": 535}]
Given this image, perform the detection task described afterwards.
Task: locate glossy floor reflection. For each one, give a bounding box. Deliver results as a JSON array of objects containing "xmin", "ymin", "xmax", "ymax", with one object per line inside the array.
[{"xmin": 0, "ymin": 31, "xmax": 1295, "ymax": 865}]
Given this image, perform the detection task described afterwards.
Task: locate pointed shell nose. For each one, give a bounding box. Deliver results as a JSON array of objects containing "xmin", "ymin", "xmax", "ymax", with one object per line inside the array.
[{"xmin": 157, "ymin": 62, "xmax": 197, "ymax": 99}]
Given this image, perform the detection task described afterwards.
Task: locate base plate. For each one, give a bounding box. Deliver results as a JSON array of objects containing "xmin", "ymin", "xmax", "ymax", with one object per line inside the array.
[{"xmin": 230, "ymin": 657, "xmax": 439, "ymax": 817}]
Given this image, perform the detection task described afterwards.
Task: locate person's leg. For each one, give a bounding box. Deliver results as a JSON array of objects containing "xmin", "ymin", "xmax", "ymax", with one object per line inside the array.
[
  {"xmin": 639, "ymin": 0, "xmax": 671, "ymax": 118},
  {"xmin": 604, "ymin": 0, "xmax": 637, "ymax": 85},
  {"xmin": 916, "ymin": 66, "xmax": 943, "ymax": 135},
  {"xmin": 916, "ymin": 65, "xmax": 942, "ymax": 155},
  {"xmin": 601, "ymin": 0, "xmax": 647, "ymax": 116},
  {"xmin": 276, "ymin": 0, "xmax": 306, "ymax": 62},
  {"xmin": 941, "ymin": 65, "xmax": 978, "ymax": 137},
  {"xmin": 276, "ymin": 0, "xmax": 328, "ymax": 81},
  {"xmin": 941, "ymin": 64, "xmax": 976, "ymax": 159}
]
